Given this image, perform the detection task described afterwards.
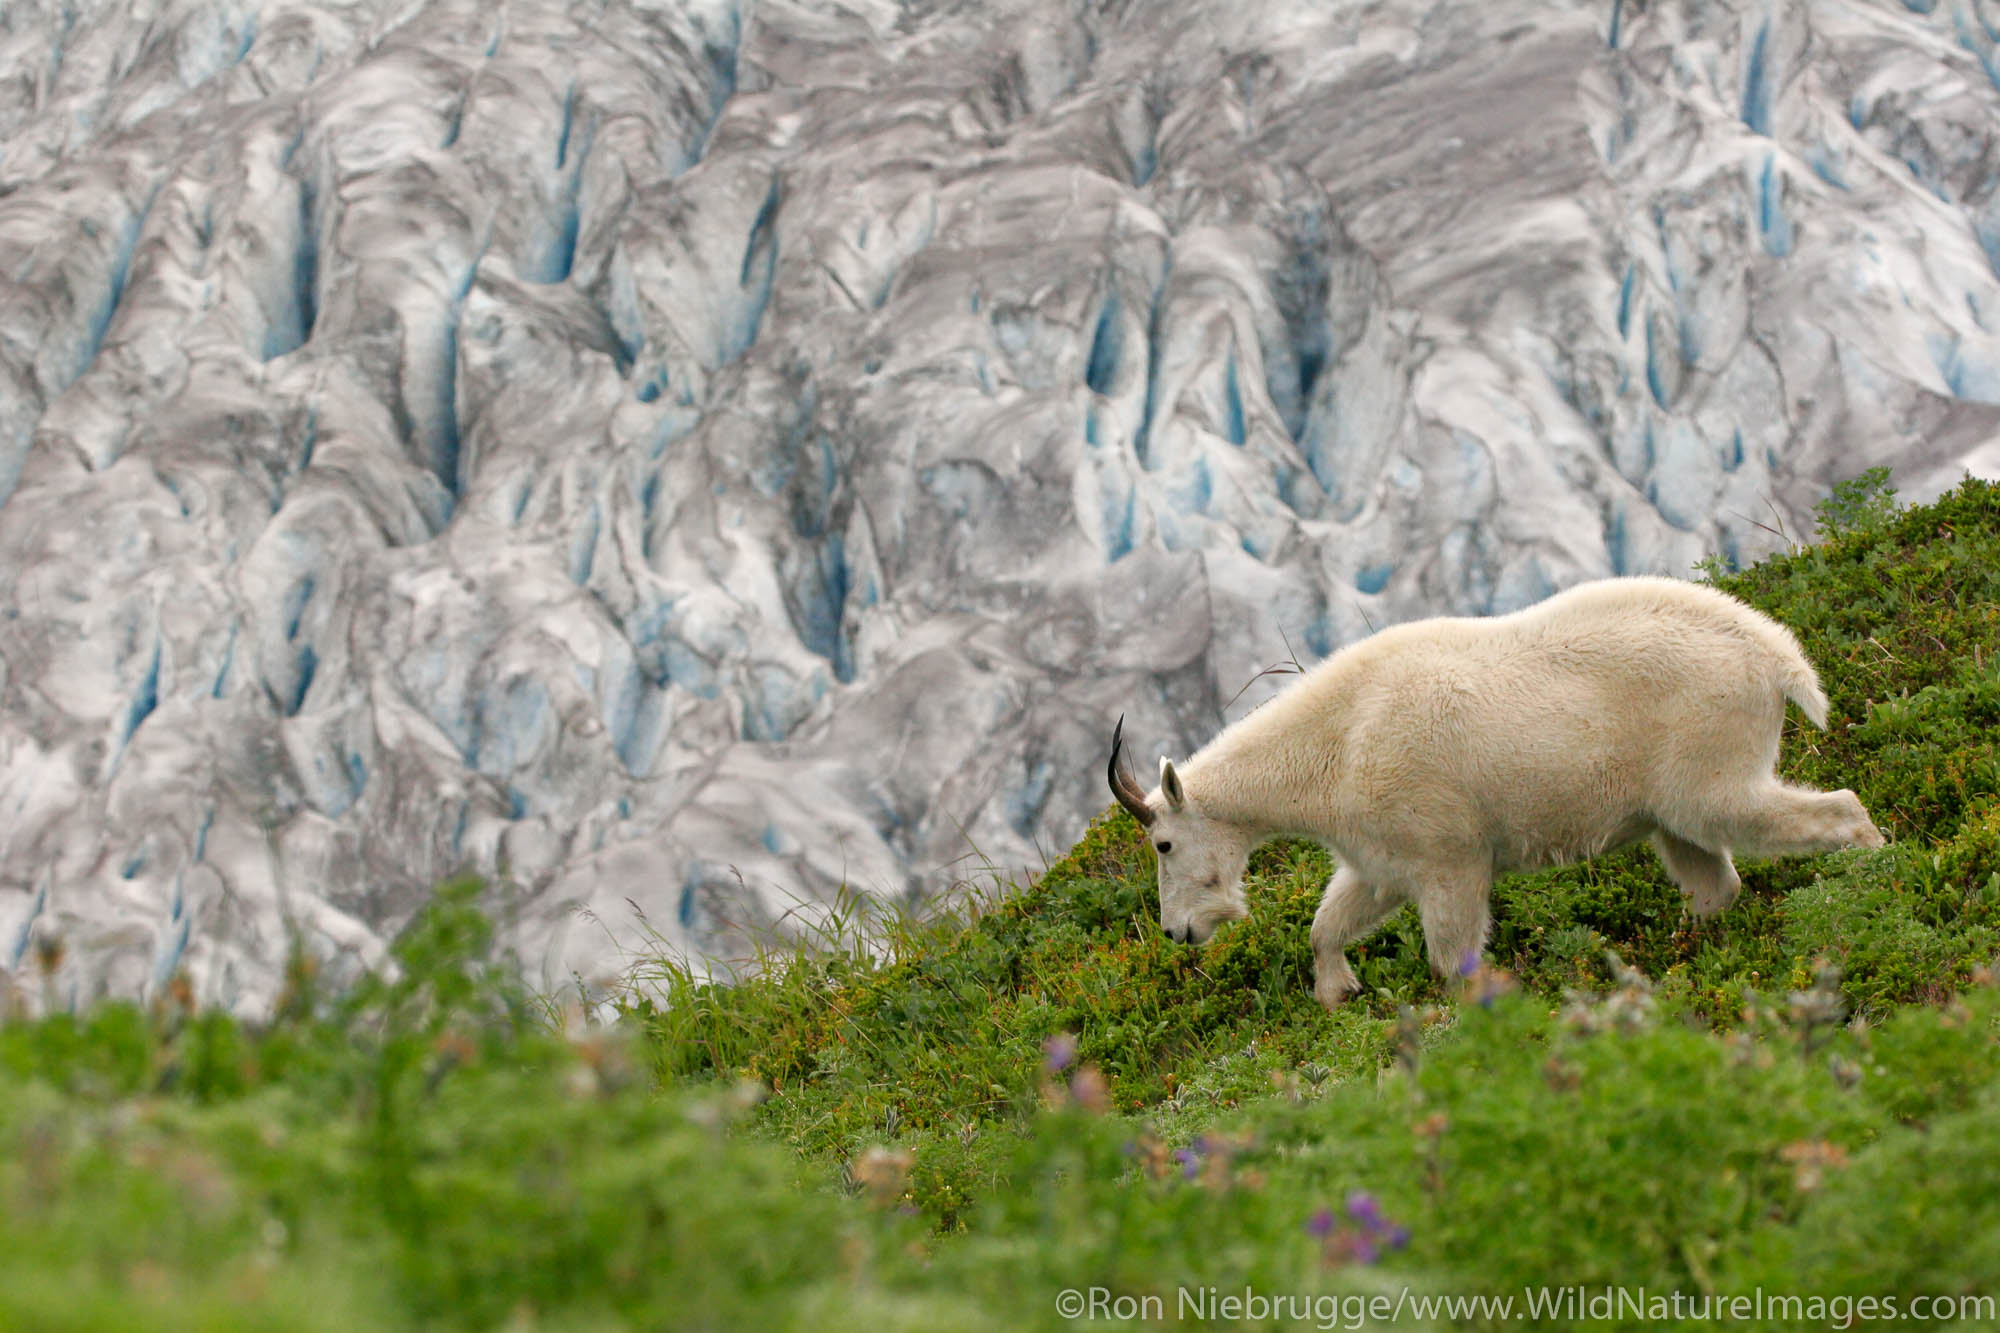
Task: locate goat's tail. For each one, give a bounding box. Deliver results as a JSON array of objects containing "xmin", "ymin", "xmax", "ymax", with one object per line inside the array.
[
  {"xmin": 1741, "ymin": 605, "xmax": 1830, "ymax": 729},
  {"xmin": 1784, "ymin": 666, "xmax": 1830, "ymax": 731},
  {"xmin": 1765, "ymin": 627, "xmax": 1829, "ymax": 730}
]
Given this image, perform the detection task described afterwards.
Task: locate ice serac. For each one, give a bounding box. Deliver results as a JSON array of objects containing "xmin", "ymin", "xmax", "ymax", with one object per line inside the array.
[{"xmin": 3, "ymin": 0, "xmax": 1999, "ymax": 1012}]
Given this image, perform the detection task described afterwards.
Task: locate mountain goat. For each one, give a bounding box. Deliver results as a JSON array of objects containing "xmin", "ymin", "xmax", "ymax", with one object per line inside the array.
[{"xmin": 1105, "ymin": 576, "xmax": 1885, "ymax": 1009}]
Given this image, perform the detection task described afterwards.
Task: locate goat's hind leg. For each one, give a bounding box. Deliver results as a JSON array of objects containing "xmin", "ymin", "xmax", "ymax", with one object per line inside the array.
[
  {"xmin": 1311, "ymin": 864, "xmax": 1405, "ymax": 1010},
  {"xmin": 1695, "ymin": 782, "xmax": 1885, "ymax": 858},
  {"xmin": 1652, "ymin": 829, "xmax": 1741, "ymax": 917}
]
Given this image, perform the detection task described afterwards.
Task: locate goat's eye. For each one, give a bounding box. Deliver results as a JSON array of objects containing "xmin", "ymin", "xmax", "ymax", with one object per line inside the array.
[{"xmin": 1156, "ymin": 841, "xmax": 1172, "ymax": 854}]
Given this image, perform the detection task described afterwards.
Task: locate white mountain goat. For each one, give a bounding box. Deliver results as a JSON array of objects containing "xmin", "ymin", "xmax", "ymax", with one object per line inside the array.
[{"xmin": 1105, "ymin": 576, "xmax": 1885, "ymax": 1009}]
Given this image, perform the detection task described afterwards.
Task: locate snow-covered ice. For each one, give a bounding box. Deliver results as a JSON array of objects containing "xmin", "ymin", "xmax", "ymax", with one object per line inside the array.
[{"xmin": 4, "ymin": 0, "xmax": 2000, "ymax": 1012}]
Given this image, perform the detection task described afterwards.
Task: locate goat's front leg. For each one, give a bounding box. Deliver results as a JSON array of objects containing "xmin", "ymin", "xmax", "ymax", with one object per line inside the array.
[
  {"xmin": 1414, "ymin": 863, "xmax": 1494, "ymax": 983},
  {"xmin": 1311, "ymin": 864, "xmax": 1405, "ymax": 1010}
]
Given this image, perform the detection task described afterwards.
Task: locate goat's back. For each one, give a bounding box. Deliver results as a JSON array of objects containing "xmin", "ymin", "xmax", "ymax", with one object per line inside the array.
[{"xmin": 1242, "ymin": 577, "xmax": 1823, "ymax": 864}]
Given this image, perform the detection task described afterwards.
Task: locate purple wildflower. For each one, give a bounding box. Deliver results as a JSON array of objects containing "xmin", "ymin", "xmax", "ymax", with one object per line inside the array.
[
  {"xmin": 1316, "ymin": 1192, "xmax": 1410, "ymax": 1268},
  {"xmin": 1458, "ymin": 949, "xmax": 1482, "ymax": 979},
  {"xmin": 1174, "ymin": 1148, "xmax": 1200, "ymax": 1180},
  {"xmin": 1042, "ymin": 1033, "xmax": 1076, "ymax": 1073},
  {"xmin": 1346, "ymin": 1190, "xmax": 1386, "ymax": 1231}
]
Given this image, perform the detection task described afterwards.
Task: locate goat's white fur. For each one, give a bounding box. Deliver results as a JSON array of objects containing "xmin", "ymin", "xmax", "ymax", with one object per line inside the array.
[{"xmin": 1109, "ymin": 576, "xmax": 1885, "ymax": 1009}]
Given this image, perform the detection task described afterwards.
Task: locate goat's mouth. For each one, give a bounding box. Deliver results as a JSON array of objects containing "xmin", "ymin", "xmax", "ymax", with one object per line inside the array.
[{"xmin": 1162, "ymin": 911, "xmax": 1242, "ymax": 946}]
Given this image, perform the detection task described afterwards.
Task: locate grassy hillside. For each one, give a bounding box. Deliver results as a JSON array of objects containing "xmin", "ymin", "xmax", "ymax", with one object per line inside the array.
[{"xmin": 5, "ymin": 473, "xmax": 2000, "ymax": 1330}]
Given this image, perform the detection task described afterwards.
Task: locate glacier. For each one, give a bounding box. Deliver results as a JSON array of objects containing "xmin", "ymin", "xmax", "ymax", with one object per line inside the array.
[{"xmin": 3, "ymin": 0, "xmax": 2000, "ymax": 1013}]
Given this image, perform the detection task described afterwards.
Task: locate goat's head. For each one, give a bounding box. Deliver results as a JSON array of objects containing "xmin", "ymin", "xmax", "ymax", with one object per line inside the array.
[{"xmin": 1107, "ymin": 717, "xmax": 1253, "ymax": 946}]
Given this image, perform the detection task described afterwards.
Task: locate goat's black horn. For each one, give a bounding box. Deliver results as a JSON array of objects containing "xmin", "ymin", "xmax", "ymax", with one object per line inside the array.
[{"xmin": 1106, "ymin": 714, "xmax": 1155, "ymax": 828}]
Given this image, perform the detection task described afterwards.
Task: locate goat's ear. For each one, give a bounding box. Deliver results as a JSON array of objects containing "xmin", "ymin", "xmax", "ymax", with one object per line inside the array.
[{"xmin": 1159, "ymin": 757, "xmax": 1185, "ymax": 811}]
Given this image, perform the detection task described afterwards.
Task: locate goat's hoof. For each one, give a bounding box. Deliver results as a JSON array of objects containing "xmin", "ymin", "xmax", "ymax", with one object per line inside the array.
[{"xmin": 1314, "ymin": 969, "xmax": 1359, "ymax": 1012}]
